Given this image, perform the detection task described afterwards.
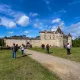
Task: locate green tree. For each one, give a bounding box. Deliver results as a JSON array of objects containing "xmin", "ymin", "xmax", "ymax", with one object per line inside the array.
[
  {"xmin": 72, "ymin": 36, "xmax": 80, "ymax": 47},
  {"xmin": 0, "ymin": 39, "xmax": 5, "ymax": 46}
]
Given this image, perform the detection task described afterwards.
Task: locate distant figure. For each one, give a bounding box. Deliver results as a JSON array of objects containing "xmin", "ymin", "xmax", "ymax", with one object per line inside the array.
[
  {"xmin": 20, "ymin": 44, "xmax": 25, "ymax": 55},
  {"xmin": 66, "ymin": 43, "xmax": 71, "ymax": 55},
  {"xmin": 41, "ymin": 44, "xmax": 45, "ymax": 49},
  {"xmin": 46, "ymin": 44, "xmax": 50, "ymax": 54},
  {"xmin": 26, "ymin": 42, "xmax": 30, "ymax": 48},
  {"xmin": 12, "ymin": 43, "xmax": 16, "ymax": 59}
]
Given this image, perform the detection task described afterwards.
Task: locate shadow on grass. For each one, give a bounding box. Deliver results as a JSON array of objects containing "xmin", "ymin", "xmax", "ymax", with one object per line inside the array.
[
  {"xmin": 17, "ymin": 54, "xmax": 27, "ymax": 58},
  {"xmin": 17, "ymin": 54, "xmax": 32, "ymax": 59},
  {"xmin": 27, "ymin": 54, "xmax": 32, "ymax": 55}
]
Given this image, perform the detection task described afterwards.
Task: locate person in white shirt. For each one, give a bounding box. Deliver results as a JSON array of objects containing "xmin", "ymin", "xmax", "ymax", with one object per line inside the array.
[
  {"xmin": 66, "ymin": 43, "xmax": 71, "ymax": 55},
  {"xmin": 20, "ymin": 44, "xmax": 24, "ymax": 55}
]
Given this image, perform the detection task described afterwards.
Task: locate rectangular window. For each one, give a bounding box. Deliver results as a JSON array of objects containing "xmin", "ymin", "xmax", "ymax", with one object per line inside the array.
[
  {"xmin": 53, "ymin": 35, "xmax": 55, "ymax": 40},
  {"xmin": 44, "ymin": 35, "xmax": 46, "ymax": 39},
  {"xmin": 50, "ymin": 35, "xmax": 51, "ymax": 39}
]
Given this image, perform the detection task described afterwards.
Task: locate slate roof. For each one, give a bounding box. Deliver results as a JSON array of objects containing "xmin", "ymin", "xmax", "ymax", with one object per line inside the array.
[
  {"xmin": 55, "ymin": 27, "xmax": 64, "ymax": 34},
  {"xmin": 68, "ymin": 33, "xmax": 72, "ymax": 37}
]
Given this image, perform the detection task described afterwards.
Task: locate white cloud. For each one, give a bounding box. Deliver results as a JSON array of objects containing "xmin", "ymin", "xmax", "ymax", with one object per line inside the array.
[
  {"xmin": 34, "ymin": 23, "xmax": 38, "ymax": 27},
  {"xmin": 0, "ymin": 4, "xmax": 30, "ymax": 27},
  {"xmin": 30, "ymin": 12, "xmax": 38, "ymax": 17},
  {"xmin": 67, "ymin": 22, "xmax": 80, "ymax": 38},
  {"xmin": 52, "ymin": 18, "xmax": 61, "ymax": 23},
  {"xmin": 51, "ymin": 18, "xmax": 65, "ymax": 30},
  {"xmin": 34, "ymin": 22, "xmax": 43, "ymax": 29},
  {"xmin": 51, "ymin": 26, "xmax": 58, "ymax": 31},
  {"xmin": 33, "ymin": 19, "xmax": 45, "ymax": 30},
  {"xmin": 24, "ymin": 31, "xmax": 29, "ymax": 34},
  {"xmin": 0, "ymin": 4, "xmax": 11, "ymax": 14},
  {"xmin": 8, "ymin": 22, "xmax": 16, "ymax": 28},
  {"xmin": 17, "ymin": 15, "xmax": 30, "ymax": 26},
  {"xmin": 1, "ymin": 17, "xmax": 16, "ymax": 28},
  {"xmin": 8, "ymin": 31, "xmax": 14, "ymax": 34},
  {"xmin": 0, "ymin": 4, "xmax": 25, "ymax": 19},
  {"xmin": 51, "ymin": 18, "xmax": 65, "ymax": 31}
]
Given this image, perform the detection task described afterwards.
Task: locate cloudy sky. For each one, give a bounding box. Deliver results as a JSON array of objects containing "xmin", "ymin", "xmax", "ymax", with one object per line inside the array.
[{"xmin": 0, "ymin": 0, "xmax": 80, "ymax": 38}]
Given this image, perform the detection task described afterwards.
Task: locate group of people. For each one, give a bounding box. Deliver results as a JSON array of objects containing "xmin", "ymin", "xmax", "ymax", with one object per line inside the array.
[
  {"xmin": 12, "ymin": 42, "xmax": 71, "ymax": 59},
  {"xmin": 41, "ymin": 44, "xmax": 50, "ymax": 54},
  {"xmin": 12, "ymin": 43, "xmax": 25, "ymax": 59},
  {"xmin": 42, "ymin": 43, "xmax": 71, "ymax": 55}
]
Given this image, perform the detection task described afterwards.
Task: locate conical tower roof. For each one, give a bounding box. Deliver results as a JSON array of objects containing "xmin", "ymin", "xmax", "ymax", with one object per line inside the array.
[
  {"xmin": 68, "ymin": 33, "xmax": 72, "ymax": 37},
  {"xmin": 55, "ymin": 27, "xmax": 63, "ymax": 34}
]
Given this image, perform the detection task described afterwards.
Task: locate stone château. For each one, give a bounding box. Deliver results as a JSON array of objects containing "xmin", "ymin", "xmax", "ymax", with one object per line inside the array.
[{"xmin": 4, "ymin": 27, "xmax": 72, "ymax": 47}]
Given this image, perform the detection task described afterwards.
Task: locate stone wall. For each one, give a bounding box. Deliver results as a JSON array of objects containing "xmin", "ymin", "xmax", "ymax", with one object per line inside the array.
[
  {"xmin": 4, "ymin": 39, "xmax": 62, "ymax": 47},
  {"xmin": 26, "ymin": 40, "xmax": 41, "ymax": 47},
  {"xmin": 4, "ymin": 34, "xmax": 72, "ymax": 48},
  {"xmin": 4, "ymin": 39, "xmax": 26, "ymax": 47}
]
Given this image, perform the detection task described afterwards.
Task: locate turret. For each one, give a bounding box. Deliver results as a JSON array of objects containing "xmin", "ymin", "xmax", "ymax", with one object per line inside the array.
[
  {"xmin": 40, "ymin": 30, "xmax": 46, "ymax": 40},
  {"xmin": 68, "ymin": 33, "xmax": 72, "ymax": 46},
  {"xmin": 55, "ymin": 27, "xmax": 64, "ymax": 47}
]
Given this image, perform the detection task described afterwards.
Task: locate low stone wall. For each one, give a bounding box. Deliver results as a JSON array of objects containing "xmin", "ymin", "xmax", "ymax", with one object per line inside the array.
[
  {"xmin": 4, "ymin": 39, "xmax": 26, "ymax": 47},
  {"xmin": 4, "ymin": 39, "xmax": 64, "ymax": 47}
]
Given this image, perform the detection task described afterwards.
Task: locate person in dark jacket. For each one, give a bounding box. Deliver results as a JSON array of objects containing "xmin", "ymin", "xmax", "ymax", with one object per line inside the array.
[
  {"xmin": 15, "ymin": 44, "xmax": 18, "ymax": 52},
  {"xmin": 66, "ymin": 43, "xmax": 71, "ymax": 55},
  {"xmin": 46, "ymin": 44, "xmax": 50, "ymax": 54},
  {"xmin": 12, "ymin": 43, "xmax": 16, "ymax": 59},
  {"xmin": 41, "ymin": 44, "xmax": 45, "ymax": 49}
]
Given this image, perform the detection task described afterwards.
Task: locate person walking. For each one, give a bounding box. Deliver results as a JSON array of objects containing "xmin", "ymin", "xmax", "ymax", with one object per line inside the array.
[
  {"xmin": 66, "ymin": 43, "xmax": 71, "ymax": 55},
  {"xmin": 12, "ymin": 43, "xmax": 16, "ymax": 59},
  {"xmin": 20, "ymin": 44, "xmax": 25, "ymax": 55},
  {"xmin": 46, "ymin": 44, "xmax": 50, "ymax": 54}
]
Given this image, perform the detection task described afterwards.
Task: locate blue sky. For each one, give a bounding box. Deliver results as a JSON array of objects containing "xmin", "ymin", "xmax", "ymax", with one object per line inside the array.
[{"xmin": 0, "ymin": 0, "xmax": 80, "ymax": 38}]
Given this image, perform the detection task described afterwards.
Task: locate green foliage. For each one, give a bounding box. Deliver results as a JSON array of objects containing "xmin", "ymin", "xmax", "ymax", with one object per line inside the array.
[
  {"xmin": 72, "ymin": 36, "xmax": 80, "ymax": 47},
  {"xmin": 0, "ymin": 39, "xmax": 5, "ymax": 46}
]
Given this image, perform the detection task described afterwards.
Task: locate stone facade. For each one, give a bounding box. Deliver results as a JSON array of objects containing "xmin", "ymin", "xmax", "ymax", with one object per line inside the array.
[
  {"xmin": 4, "ymin": 27, "xmax": 72, "ymax": 47},
  {"xmin": 40, "ymin": 27, "xmax": 72, "ymax": 47}
]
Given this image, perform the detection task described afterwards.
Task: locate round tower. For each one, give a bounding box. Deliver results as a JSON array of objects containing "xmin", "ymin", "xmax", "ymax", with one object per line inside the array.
[
  {"xmin": 68, "ymin": 33, "xmax": 72, "ymax": 46},
  {"xmin": 55, "ymin": 27, "xmax": 64, "ymax": 47}
]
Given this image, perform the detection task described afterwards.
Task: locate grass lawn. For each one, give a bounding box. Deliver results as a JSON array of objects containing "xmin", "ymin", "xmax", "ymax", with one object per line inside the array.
[
  {"xmin": 30, "ymin": 47, "xmax": 80, "ymax": 62},
  {"xmin": 0, "ymin": 50, "xmax": 60, "ymax": 80}
]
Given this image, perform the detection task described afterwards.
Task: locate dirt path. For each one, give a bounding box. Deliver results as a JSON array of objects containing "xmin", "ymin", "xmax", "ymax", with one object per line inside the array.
[{"xmin": 24, "ymin": 49, "xmax": 80, "ymax": 80}]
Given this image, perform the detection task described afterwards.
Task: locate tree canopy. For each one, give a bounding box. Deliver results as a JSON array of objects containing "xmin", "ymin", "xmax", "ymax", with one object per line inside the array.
[
  {"xmin": 72, "ymin": 36, "xmax": 80, "ymax": 47},
  {"xmin": 0, "ymin": 39, "xmax": 5, "ymax": 46}
]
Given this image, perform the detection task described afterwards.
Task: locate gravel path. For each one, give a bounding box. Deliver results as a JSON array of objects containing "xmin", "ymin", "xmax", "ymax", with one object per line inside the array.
[{"xmin": 24, "ymin": 49, "xmax": 80, "ymax": 80}]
